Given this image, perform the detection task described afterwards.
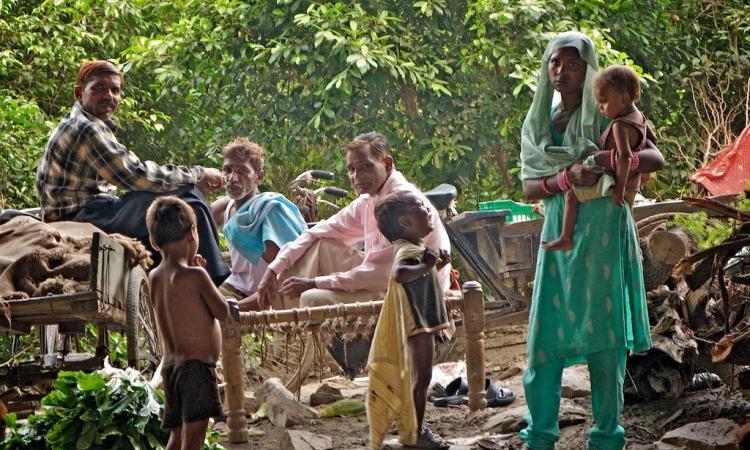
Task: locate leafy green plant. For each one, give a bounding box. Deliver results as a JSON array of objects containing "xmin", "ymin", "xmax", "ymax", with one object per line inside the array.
[
  {"xmin": 2, "ymin": 366, "xmax": 225, "ymax": 450},
  {"xmin": 669, "ymin": 211, "xmax": 735, "ymax": 251},
  {"xmin": 76, "ymin": 324, "xmax": 129, "ymax": 367},
  {"xmin": 668, "ymin": 194, "xmax": 750, "ymax": 250}
]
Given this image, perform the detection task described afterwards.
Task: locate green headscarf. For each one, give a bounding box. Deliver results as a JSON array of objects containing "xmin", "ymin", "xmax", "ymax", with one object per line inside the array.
[{"xmin": 520, "ymin": 31, "xmax": 604, "ymax": 180}]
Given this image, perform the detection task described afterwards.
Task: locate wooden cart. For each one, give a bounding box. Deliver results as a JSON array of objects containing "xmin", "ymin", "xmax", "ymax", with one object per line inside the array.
[{"xmin": 0, "ymin": 232, "xmax": 159, "ymax": 389}]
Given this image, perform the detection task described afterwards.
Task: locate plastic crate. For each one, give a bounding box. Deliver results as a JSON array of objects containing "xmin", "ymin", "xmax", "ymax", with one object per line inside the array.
[{"xmin": 478, "ymin": 199, "xmax": 542, "ymax": 223}]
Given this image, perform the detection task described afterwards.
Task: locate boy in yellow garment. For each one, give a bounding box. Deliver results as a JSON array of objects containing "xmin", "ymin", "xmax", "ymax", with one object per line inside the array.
[{"xmin": 367, "ymin": 190, "xmax": 451, "ymax": 449}]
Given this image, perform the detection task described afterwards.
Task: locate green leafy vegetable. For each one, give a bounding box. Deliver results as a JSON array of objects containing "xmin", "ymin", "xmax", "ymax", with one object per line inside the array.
[{"xmin": 3, "ymin": 365, "xmax": 225, "ymax": 450}]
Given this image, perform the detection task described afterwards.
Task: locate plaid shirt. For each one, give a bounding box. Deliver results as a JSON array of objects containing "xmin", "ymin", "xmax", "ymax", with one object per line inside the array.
[{"xmin": 36, "ymin": 102, "xmax": 204, "ymax": 221}]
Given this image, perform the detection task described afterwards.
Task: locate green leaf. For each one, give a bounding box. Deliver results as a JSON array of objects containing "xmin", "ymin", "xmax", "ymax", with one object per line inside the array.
[
  {"xmin": 76, "ymin": 422, "xmax": 96, "ymax": 449},
  {"xmin": 77, "ymin": 373, "xmax": 106, "ymax": 391},
  {"xmin": 5, "ymin": 412, "xmax": 16, "ymax": 428}
]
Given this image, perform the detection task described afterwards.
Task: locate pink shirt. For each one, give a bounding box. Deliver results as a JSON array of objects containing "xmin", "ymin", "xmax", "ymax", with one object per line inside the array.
[{"xmin": 268, "ymin": 170, "xmax": 452, "ymax": 293}]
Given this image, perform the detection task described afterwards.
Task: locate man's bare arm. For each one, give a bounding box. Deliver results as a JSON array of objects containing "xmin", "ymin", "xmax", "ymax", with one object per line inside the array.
[
  {"xmin": 210, "ymin": 196, "xmax": 230, "ymax": 228},
  {"xmin": 261, "ymin": 241, "xmax": 280, "ymax": 264}
]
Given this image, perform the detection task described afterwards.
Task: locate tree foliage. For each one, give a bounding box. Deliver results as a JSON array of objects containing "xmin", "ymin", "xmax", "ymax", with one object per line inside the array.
[{"xmin": 1, "ymin": 0, "xmax": 749, "ymax": 210}]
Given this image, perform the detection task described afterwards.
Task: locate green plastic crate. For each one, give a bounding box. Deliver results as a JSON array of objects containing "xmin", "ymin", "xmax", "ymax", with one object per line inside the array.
[{"xmin": 478, "ymin": 199, "xmax": 542, "ymax": 222}]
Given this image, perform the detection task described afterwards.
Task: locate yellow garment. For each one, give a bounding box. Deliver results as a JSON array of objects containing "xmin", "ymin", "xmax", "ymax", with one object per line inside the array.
[{"xmin": 366, "ymin": 240, "xmax": 422, "ymax": 449}]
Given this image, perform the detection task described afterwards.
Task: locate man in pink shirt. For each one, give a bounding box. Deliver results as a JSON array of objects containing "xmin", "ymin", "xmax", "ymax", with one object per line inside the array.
[{"xmin": 256, "ymin": 132, "xmax": 452, "ymax": 310}]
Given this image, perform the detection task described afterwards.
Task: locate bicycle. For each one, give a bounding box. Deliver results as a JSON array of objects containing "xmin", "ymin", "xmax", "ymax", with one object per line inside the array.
[{"xmin": 288, "ymin": 169, "xmax": 349, "ymax": 224}]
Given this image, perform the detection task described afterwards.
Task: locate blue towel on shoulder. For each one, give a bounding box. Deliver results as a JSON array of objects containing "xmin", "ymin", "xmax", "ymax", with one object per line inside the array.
[{"xmin": 223, "ymin": 192, "xmax": 307, "ymax": 264}]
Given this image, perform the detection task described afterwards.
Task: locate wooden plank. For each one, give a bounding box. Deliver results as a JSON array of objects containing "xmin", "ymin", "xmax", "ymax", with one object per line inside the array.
[
  {"xmin": 2, "ymin": 291, "xmax": 125, "ymax": 326},
  {"xmin": 91, "ymin": 232, "xmax": 130, "ymax": 312},
  {"xmin": 4, "ymin": 292, "xmax": 96, "ymax": 316}
]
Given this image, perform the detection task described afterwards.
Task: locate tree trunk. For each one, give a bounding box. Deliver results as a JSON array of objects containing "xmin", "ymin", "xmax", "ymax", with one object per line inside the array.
[{"xmin": 641, "ymin": 227, "xmax": 696, "ymax": 291}]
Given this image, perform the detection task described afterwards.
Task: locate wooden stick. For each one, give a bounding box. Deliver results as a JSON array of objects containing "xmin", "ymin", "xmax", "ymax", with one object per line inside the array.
[
  {"xmin": 221, "ymin": 302, "xmax": 247, "ymax": 443},
  {"xmin": 238, "ymin": 297, "xmax": 464, "ymax": 328},
  {"xmin": 462, "ymin": 281, "xmax": 487, "ymax": 414}
]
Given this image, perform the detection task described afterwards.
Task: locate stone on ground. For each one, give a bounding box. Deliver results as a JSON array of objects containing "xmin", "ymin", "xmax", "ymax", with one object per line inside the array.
[
  {"xmin": 561, "ymin": 364, "xmax": 591, "ymax": 398},
  {"xmin": 482, "ymin": 398, "xmax": 588, "ymax": 434},
  {"xmin": 281, "ymin": 430, "xmax": 334, "ymax": 450},
  {"xmin": 309, "ymin": 383, "xmax": 343, "ymax": 407},
  {"xmin": 254, "ymin": 377, "xmax": 317, "ymax": 427},
  {"xmin": 656, "ymin": 418, "xmax": 740, "ymax": 450}
]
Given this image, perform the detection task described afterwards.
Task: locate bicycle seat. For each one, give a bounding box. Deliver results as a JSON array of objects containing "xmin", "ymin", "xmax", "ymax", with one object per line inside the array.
[{"xmin": 424, "ymin": 184, "xmax": 458, "ymax": 210}]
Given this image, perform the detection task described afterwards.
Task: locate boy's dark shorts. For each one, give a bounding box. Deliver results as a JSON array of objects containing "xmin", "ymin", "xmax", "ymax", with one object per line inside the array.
[{"xmin": 161, "ymin": 359, "xmax": 223, "ymax": 429}]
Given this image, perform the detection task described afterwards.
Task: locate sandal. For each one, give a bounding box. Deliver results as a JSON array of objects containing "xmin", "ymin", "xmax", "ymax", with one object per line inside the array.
[
  {"xmin": 427, "ymin": 383, "xmax": 447, "ymax": 402},
  {"xmin": 432, "ymin": 376, "xmax": 469, "ymax": 407},
  {"xmin": 404, "ymin": 428, "xmax": 450, "ymax": 449},
  {"xmin": 485, "ymin": 378, "xmax": 515, "ymax": 408}
]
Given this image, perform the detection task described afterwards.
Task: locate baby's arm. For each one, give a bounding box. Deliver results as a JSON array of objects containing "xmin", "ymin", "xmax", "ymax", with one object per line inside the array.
[
  {"xmin": 392, "ymin": 248, "xmax": 439, "ymax": 284},
  {"xmin": 611, "ymin": 122, "xmax": 633, "ymax": 207},
  {"xmin": 196, "ymin": 268, "xmax": 229, "ymax": 321}
]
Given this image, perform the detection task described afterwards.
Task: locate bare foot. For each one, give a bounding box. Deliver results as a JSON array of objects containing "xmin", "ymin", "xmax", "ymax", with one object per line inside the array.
[{"xmin": 541, "ymin": 237, "xmax": 574, "ymax": 251}]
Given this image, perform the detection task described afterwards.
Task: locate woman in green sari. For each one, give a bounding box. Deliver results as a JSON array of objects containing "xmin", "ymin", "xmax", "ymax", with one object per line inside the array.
[{"xmin": 519, "ymin": 32, "xmax": 663, "ymax": 450}]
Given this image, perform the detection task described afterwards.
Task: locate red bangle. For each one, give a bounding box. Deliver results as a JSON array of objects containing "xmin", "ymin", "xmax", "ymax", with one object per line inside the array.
[
  {"xmin": 563, "ymin": 169, "xmax": 572, "ymax": 189},
  {"xmin": 630, "ymin": 152, "xmax": 640, "ymax": 171},
  {"xmin": 541, "ymin": 176, "xmax": 554, "ymax": 195},
  {"xmin": 610, "ymin": 149, "xmax": 617, "ymax": 171},
  {"xmin": 556, "ymin": 169, "xmax": 571, "ymax": 191}
]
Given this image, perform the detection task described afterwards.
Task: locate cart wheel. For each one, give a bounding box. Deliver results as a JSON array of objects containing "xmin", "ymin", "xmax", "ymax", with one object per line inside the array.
[{"xmin": 126, "ymin": 266, "xmax": 161, "ymax": 372}]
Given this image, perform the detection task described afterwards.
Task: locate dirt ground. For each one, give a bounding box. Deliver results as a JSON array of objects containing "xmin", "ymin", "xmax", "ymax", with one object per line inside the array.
[{"xmin": 220, "ymin": 323, "xmax": 750, "ymax": 450}]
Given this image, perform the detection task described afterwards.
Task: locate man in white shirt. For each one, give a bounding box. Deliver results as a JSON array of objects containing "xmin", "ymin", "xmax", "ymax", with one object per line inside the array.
[{"xmin": 211, "ymin": 138, "xmax": 306, "ymax": 310}]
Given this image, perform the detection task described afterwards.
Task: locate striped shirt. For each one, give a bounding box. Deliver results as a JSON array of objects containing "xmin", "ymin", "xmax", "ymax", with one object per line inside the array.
[{"xmin": 36, "ymin": 102, "xmax": 204, "ymax": 221}]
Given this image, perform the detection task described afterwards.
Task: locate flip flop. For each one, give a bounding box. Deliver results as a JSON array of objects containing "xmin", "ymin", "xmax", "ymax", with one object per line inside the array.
[
  {"xmin": 432, "ymin": 376, "xmax": 469, "ymax": 406},
  {"xmin": 445, "ymin": 376, "xmax": 469, "ymax": 396},
  {"xmin": 427, "ymin": 382, "xmax": 447, "ymax": 402},
  {"xmin": 485, "ymin": 378, "xmax": 515, "ymax": 407}
]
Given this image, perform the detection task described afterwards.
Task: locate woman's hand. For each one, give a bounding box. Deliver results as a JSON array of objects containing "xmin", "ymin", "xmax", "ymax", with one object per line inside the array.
[{"xmin": 567, "ymin": 162, "xmax": 602, "ymax": 186}]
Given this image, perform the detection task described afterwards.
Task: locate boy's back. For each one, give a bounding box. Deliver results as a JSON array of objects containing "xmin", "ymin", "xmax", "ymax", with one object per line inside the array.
[{"xmin": 150, "ymin": 261, "xmax": 226, "ymax": 368}]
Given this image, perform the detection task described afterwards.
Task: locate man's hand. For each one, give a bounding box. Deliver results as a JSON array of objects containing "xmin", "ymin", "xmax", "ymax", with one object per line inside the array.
[
  {"xmin": 237, "ymin": 292, "xmax": 261, "ymax": 312},
  {"xmin": 201, "ymin": 168, "xmax": 225, "ymax": 192},
  {"xmin": 437, "ymin": 249, "xmax": 451, "ymax": 270},
  {"xmin": 567, "ymin": 162, "xmax": 602, "ymax": 187},
  {"xmin": 190, "ymin": 254, "xmax": 207, "ymax": 267},
  {"xmin": 256, "ymin": 268, "xmax": 279, "ymax": 310},
  {"xmin": 423, "ymin": 247, "xmax": 439, "ymax": 268},
  {"xmin": 280, "ymin": 277, "xmax": 316, "ymax": 298}
]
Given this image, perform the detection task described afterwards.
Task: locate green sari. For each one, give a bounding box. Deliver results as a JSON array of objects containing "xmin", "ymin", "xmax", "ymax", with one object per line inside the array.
[{"xmin": 523, "ymin": 32, "xmax": 652, "ymax": 368}]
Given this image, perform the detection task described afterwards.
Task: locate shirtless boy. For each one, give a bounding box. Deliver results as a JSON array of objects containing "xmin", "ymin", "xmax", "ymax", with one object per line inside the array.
[{"xmin": 146, "ymin": 196, "xmax": 229, "ymax": 450}]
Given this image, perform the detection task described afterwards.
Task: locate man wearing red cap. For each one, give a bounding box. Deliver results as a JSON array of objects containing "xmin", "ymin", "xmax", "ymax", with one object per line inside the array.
[{"xmin": 36, "ymin": 60, "xmax": 230, "ymax": 285}]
